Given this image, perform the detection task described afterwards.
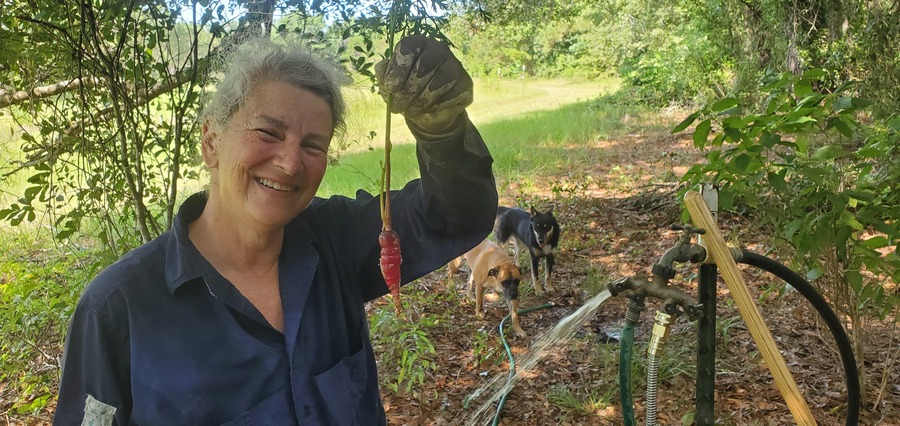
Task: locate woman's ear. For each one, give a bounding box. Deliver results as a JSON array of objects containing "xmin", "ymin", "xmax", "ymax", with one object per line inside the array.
[{"xmin": 201, "ymin": 119, "xmax": 220, "ymax": 168}]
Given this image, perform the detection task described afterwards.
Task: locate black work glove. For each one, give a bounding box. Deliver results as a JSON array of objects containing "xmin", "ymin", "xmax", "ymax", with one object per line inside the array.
[{"xmin": 375, "ymin": 35, "xmax": 473, "ymax": 134}]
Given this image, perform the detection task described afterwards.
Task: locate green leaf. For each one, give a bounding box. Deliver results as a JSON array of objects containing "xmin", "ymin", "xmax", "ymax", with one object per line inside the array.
[
  {"xmin": 693, "ymin": 120, "xmax": 711, "ymax": 147},
  {"xmin": 783, "ymin": 116, "xmax": 817, "ymax": 125},
  {"xmin": 794, "ymin": 80, "xmax": 813, "ymax": 98},
  {"xmin": 839, "ymin": 211, "xmax": 864, "ymax": 230},
  {"xmin": 812, "ymin": 144, "xmax": 843, "ymax": 161},
  {"xmin": 681, "ymin": 411, "xmax": 696, "ymax": 426},
  {"xmin": 887, "ymin": 116, "xmax": 900, "ymax": 131},
  {"xmin": 861, "ymin": 236, "xmax": 889, "ymax": 249},
  {"xmin": 733, "ymin": 154, "xmax": 752, "ymax": 172},
  {"xmin": 767, "ymin": 171, "xmax": 787, "ymax": 191},
  {"xmin": 710, "ymin": 98, "xmax": 738, "ymax": 113},
  {"xmin": 806, "ymin": 268, "xmax": 824, "ymax": 282},
  {"xmin": 801, "ymin": 68, "xmax": 827, "ymax": 79},
  {"xmin": 797, "ymin": 94, "xmax": 824, "ymax": 108},
  {"xmin": 846, "ymin": 271, "xmax": 863, "ymax": 293},
  {"xmin": 833, "ymin": 97, "xmax": 872, "ymax": 111},
  {"xmin": 718, "ymin": 189, "xmax": 735, "ymax": 210},
  {"xmin": 827, "ymin": 117, "xmax": 853, "ymax": 138},
  {"xmin": 672, "ymin": 112, "xmax": 700, "ymax": 133},
  {"xmin": 724, "ymin": 127, "xmax": 743, "ymax": 142},
  {"xmin": 722, "ymin": 116, "xmax": 747, "ymax": 129},
  {"xmin": 759, "ymin": 131, "xmax": 780, "ymax": 148}
]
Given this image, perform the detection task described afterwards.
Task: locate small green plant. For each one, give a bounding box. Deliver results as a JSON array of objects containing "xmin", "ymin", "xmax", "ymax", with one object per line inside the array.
[
  {"xmin": 470, "ymin": 328, "xmax": 501, "ymax": 368},
  {"xmin": 582, "ymin": 267, "xmax": 611, "ymax": 297},
  {"xmin": 632, "ymin": 338, "xmax": 696, "ymax": 384},
  {"xmin": 715, "ymin": 315, "xmax": 743, "ymax": 347},
  {"xmin": 368, "ymin": 291, "xmax": 440, "ymax": 395},
  {"xmin": 547, "ymin": 383, "xmax": 616, "ymax": 415},
  {"xmin": 369, "ymin": 285, "xmax": 455, "ymax": 394}
]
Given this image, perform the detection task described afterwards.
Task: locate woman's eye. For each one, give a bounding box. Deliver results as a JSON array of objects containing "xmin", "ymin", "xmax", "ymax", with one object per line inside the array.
[
  {"xmin": 256, "ymin": 129, "xmax": 280, "ymax": 139},
  {"xmin": 303, "ymin": 142, "xmax": 328, "ymax": 154}
]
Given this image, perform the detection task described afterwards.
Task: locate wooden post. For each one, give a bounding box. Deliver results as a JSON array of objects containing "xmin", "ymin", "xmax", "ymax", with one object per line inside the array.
[{"xmin": 684, "ymin": 191, "xmax": 817, "ymax": 426}]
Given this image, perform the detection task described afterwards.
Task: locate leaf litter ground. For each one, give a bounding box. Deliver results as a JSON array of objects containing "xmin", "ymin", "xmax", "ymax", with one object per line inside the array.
[{"xmin": 373, "ymin": 122, "xmax": 899, "ymax": 426}]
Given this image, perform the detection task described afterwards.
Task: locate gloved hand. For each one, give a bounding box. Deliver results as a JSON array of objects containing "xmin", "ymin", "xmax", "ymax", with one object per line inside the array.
[{"xmin": 375, "ymin": 35, "xmax": 473, "ymax": 134}]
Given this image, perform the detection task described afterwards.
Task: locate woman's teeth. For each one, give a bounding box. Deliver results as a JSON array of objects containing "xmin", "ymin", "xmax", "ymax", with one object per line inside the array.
[{"xmin": 257, "ymin": 178, "xmax": 295, "ymax": 192}]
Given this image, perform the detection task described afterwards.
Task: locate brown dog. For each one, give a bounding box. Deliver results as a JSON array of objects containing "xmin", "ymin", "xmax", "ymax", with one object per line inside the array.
[{"xmin": 448, "ymin": 239, "xmax": 526, "ymax": 337}]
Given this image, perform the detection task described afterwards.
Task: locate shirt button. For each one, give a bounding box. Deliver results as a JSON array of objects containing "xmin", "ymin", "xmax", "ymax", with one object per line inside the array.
[{"xmin": 303, "ymin": 404, "xmax": 311, "ymax": 417}]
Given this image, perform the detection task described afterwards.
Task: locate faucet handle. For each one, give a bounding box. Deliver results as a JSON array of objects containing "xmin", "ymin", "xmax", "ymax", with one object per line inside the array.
[{"xmin": 671, "ymin": 223, "xmax": 706, "ymax": 235}]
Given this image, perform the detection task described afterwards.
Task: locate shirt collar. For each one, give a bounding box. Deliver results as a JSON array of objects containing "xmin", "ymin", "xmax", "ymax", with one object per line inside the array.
[{"xmin": 163, "ymin": 192, "xmax": 319, "ymax": 295}]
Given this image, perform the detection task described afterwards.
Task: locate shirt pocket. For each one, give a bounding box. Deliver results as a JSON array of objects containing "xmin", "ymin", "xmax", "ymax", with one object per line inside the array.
[
  {"xmin": 312, "ymin": 343, "xmax": 371, "ymax": 425},
  {"xmin": 218, "ymin": 384, "xmax": 297, "ymax": 426}
]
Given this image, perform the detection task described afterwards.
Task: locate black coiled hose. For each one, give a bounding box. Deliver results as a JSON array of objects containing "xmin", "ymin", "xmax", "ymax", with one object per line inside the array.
[{"xmin": 738, "ymin": 249, "xmax": 860, "ymax": 425}]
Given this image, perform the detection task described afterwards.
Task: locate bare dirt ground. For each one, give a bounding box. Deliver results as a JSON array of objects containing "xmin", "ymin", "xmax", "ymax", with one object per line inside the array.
[{"xmin": 375, "ymin": 124, "xmax": 899, "ymax": 425}]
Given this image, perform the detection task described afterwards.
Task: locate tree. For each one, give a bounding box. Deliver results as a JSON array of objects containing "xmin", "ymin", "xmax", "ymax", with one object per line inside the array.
[{"xmin": 0, "ymin": 0, "xmax": 434, "ymax": 255}]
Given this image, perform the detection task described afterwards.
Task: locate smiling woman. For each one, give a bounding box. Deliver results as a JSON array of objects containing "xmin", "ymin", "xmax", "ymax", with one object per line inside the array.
[{"xmin": 52, "ymin": 35, "xmax": 498, "ymax": 425}]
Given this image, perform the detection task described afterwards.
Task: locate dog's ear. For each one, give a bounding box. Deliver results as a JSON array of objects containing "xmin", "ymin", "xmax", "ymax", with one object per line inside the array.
[
  {"xmin": 530, "ymin": 206, "xmax": 539, "ymax": 216},
  {"xmin": 488, "ymin": 267, "xmax": 499, "ymax": 277},
  {"xmin": 546, "ymin": 205, "xmax": 554, "ymax": 214}
]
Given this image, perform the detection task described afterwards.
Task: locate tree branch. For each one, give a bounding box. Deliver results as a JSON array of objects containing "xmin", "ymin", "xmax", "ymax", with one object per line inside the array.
[{"xmin": 0, "ymin": 77, "xmax": 101, "ymax": 108}]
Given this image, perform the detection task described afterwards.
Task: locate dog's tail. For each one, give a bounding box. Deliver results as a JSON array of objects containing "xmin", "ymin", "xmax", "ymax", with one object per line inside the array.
[{"xmin": 493, "ymin": 206, "xmax": 513, "ymax": 244}]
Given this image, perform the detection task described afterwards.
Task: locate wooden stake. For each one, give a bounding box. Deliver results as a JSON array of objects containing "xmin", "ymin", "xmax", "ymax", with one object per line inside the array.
[{"xmin": 684, "ymin": 191, "xmax": 817, "ymax": 426}]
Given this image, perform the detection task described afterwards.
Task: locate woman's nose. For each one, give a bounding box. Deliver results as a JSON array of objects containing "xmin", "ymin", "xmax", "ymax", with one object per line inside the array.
[{"xmin": 273, "ymin": 144, "xmax": 303, "ymax": 176}]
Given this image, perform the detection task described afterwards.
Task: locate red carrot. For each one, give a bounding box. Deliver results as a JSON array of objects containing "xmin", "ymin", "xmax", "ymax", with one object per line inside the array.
[
  {"xmin": 379, "ymin": 0, "xmax": 403, "ymax": 318},
  {"xmin": 379, "ymin": 228, "xmax": 402, "ymax": 316}
]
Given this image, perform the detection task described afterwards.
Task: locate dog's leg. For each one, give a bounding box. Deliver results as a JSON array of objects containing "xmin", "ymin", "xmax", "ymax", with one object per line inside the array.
[
  {"xmin": 530, "ymin": 254, "xmax": 543, "ymax": 296},
  {"xmin": 465, "ymin": 272, "xmax": 475, "ymax": 300},
  {"xmin": 545, "ymin": 254, "xmax": 556, "ymax": 292},
  {"xmin": 475, "ymin": 280, "xmax": 485, "ymax": 318},
  {"xmin": 508, "ymin": 299, "xmax": 526, "ymax": 337},
  {"xmin": 512, "ymin": 240, "xmax": 522, "ymax": 265},
  {"xmin": 447, "ymin": 257, "xmax": 463, "ymax": 294}
]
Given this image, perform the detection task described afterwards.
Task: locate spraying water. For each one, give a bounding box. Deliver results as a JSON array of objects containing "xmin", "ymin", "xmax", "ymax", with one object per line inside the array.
[{"xmin": 458, "ymin": 289, "xmax": 614, "ymax": 425}]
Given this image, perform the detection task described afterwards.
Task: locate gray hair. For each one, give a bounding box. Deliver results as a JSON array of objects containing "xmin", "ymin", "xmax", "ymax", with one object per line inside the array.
[{"xmin": 202, "ymin": 37, "xmax": 348, "ymax": 135}]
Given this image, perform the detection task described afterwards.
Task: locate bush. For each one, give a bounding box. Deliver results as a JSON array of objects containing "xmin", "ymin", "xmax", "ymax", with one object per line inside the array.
[{"xmin": 677, "ymin": 69, "xmax": 900, "ymax": 395}]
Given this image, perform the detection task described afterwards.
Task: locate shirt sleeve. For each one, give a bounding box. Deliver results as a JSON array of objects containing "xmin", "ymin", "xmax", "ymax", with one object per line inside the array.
[
  {"xmin": 356, "ymin": 112, "xmax": 498, "ymax": 301},
  {"xmin": 54, "ymin": 288, "xmax": 132, "ymax": 426},
  {"xmin": 407, "ymin": 112, "xmax": 498, "ymax": 235}
]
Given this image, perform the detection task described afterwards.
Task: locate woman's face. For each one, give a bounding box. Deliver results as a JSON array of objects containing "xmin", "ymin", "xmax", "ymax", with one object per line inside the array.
[{"xmin": 202, "ymin": 79, "xmax": 334, "ymax": 228}]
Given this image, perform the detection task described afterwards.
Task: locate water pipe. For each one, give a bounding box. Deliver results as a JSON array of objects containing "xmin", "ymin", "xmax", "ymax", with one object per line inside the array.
[
  {"xmin": 736, "ymin": 250, "xmax": 860, "ymax": 425},
  {"xmin": 695, "ymin": 264, "xmax": 717, "ymax": 426},
  {"xmin": 695, "ymin": 185, "xmax": 718, "ymax": 426},
  {"xmin": 619, "ymin": 296, "xmax": 645, "ymax": 426},
  {"xmin": 492, "ymin": 303, "xmax": 555, "ymax": 426}
]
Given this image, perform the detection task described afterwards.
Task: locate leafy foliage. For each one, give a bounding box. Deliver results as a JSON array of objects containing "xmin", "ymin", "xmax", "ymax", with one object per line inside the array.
[
  {"xmin": 0, "ymin": 237, "xmax": 97, "ymax": 414},
  {"xmin": 677, "ymin": 70, "xmax": 900, "ymax": 395}
]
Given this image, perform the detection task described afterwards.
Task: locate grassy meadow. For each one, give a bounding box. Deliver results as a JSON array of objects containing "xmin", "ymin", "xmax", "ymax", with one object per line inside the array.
[{"xmin": 0, "ymin": 76, "xmax": 664, "ymax": 418}]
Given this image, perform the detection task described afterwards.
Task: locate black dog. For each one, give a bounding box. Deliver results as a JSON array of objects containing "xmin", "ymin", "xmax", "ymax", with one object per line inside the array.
[{"xmin": 494, "ymin": 206, "xmax": 560, "ymax": 296}]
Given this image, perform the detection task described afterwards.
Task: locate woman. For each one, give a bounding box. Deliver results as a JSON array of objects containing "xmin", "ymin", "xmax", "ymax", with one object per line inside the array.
[{"xmin": 54, "ymin": 35, "xmax": 497, "ymax": 425}]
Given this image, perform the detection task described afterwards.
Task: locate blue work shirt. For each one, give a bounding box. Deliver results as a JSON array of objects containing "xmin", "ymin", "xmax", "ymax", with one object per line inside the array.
[{"xmin": 54, "ymin": 117, "xmax": 497, "ymax": 425}]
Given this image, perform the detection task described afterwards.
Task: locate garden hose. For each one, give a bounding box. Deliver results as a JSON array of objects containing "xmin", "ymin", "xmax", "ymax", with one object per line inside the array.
[
  {"xmin": 737, "ymin": 250, "xmax": 860, "ymax": 426},
  {"xmin": 645, "ymin": 310, "xmax": 673, "ymax": 426},
  {"xmin": 619, "ymin": 296, "xmax": 645, "ymax": 426},
  {"xmin": 492, "ymin": 303, "xmax": 555, "ymax": 426}
]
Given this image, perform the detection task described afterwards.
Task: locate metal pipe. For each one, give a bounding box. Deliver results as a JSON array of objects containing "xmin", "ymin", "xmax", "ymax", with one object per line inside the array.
[{"xmin": 696, "ymin": 264, "xmax": 717, "ymax": 425}]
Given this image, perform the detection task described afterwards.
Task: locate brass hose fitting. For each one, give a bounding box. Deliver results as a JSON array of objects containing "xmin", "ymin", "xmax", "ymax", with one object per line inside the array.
[{"xmin": 648, "ymin": 310, "xmax": 673, "ymax": 357}]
